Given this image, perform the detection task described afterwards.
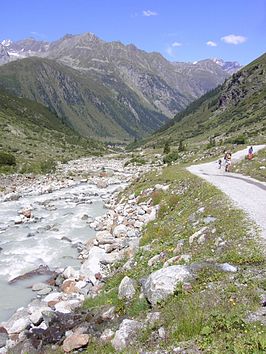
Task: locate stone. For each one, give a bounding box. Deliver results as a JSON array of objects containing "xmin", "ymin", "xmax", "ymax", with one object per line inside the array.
[
  {"xmin": 158, "ymin": 326, "xmax": 166, "ymax": 339},
  {"xmin": 3, "ymin": 308, "xmax": 31, "ymax": 334},
  {"xmin": 219, "ymin": 263, "xmax": 238, "ymax": 272},
  {"xmin": 173, "ymin": 239, "xmax": 185, "ymax": 255},
  {"xmin": 118, "ymin": 276, "xmax": 137, "ymax": 300},
  {"xmin": 60, "ymin": 280, "xmax": 79, "ymax": 294},
  {"xmin": 113, "ymin": 224, "xmax": 128, "ymax": 238},
  {"xmin": 101, "ymin": 306, "xmax": 116, "ymax": 321},
  {"xmin": 32, "ymin": 282, "xmax": 50, "ymax": 292},
  {"xmin": 0, "ymin": 327, "xmax": 8, "ymax": 348},
  {"xmin": 148, "ymin": 254, "xmax": 161, "ymax": 267},
  {"xmin": 189, "ymin": 227, "xmax": 208, "ymax": 245},
  {"xmin": 100, "ymin": 329, "xmax": 114, "ymax": 342},
  {"xmin": 145, "ymin": 312, "xmax": 160, "ymax": 325},
  {"xmin": 63, "ymin": 266, "xmax": 79, "ymax": 279},
  {"xmin": 62, "ymin": 333, "xmax": 90, "ymax": 352},
  {"xmin": 111, "ymin": 319, "xmax": 143, "ymax": 351},
  {"xmin": 143, "ymin": 265, "xmax": 192, "ymax": 305},
  {"xmin": 96, "ymin": 231, "xmax": 116, "ymax": 244}
]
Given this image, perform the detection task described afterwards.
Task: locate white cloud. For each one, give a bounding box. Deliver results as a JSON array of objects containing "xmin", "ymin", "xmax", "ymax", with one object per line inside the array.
[
  {"xmin": 166, "ymin": 46, "xmax": 175, "ymax": 57},
  {"xmin": 221, "ymin": 34, "xmax": 247, "ymax": 45},
  {"xmin": 172, "ymin": 42, "xmax": 182, "ymax": 47},
  {"xmin": 206, "ymin": 40, "xmax": 217, "ymax": 47},
  {"xmin": 143, "ymin": 10, "xmax": 158, "ymax": 17}
]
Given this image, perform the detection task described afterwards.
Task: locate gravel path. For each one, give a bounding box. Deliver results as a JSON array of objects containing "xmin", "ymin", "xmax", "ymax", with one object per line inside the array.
[{"xmin": 187, "ymin": 145, "xmax": 266, "ymax": 239}]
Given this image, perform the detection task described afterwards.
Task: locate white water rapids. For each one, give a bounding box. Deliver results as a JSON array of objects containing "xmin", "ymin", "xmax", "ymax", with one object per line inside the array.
[{"xmin": 0, "ymin": 181, "xmax": 118, "ymax": 322}]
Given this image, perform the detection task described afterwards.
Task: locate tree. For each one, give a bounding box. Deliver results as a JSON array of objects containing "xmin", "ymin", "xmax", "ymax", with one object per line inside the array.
[
  {"xmin": 163, "ymin": 141, "xmax": 170, "ymax": 154},
  {"xmin": 178, "ymin": 140, "xmax": 185, "ymax": 152}
]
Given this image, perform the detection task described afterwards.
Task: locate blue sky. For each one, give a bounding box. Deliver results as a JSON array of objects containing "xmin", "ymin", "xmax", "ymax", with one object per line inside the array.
[{"xmin": 1, "ymin": 0, "xmax": 265, "ymax": 65}]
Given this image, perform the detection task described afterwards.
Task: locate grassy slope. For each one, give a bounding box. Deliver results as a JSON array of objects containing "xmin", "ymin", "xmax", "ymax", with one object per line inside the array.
[
  {"xmin": 0, "ymin": 57, "xmax": 168, "ymax": 142},
  {"xmin": 136, "ymin": 53, "xmax": 266, "ymax": 150},
  {"xmin": 234, "ymin": 147, "xmax": 266, "ymax": 182},
  {"xmin": 78, "ymin": 164, "xmax": 265, "ymax": 353},
  {"xmin": 0, "ymin": 89, "xmax": 104, "ymax": 173}
]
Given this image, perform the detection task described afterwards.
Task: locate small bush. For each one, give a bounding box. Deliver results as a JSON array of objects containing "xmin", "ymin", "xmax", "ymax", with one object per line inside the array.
[
  {"xmin": 0, "ymin": 151, "xmax": 16, "ymax": 166},
  {"xmin": 163, "ymin": 150, "xmax": 179, "ymax": 164},
  {"xmin": 163, "ymin": 141, "xmax": 171, "ymax": 154}
]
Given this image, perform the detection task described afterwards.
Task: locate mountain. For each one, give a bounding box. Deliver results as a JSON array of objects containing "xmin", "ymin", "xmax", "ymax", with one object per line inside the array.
[
  {"xmin": 139, "ymin": 53, "xmax": 266, "ymax": 148},
  {"xmin": 211, "ymin": 58, "xmax": 242, "ymax": 74},
  {"xmin": 0, "ymin": 33, "xmax": 238, "ymax": 140},
  {"xmin": 0, "ymin": 87, "xmax": 104, "ymax": 172},
  {"xmin": 0, "ymin": 44, "xmax": 10, "ymax": 65},
  {"xmin": 0, "ymin": 57, "xmax": 168, "ymax": 141}
]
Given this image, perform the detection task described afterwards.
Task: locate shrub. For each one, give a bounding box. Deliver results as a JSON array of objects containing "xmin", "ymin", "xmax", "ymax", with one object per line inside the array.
[
  {"xmin": 163, "ymin": 150, "xmax": 179, "ymax": 164},
  {"xmin": 163, "ymin": 141, "xmax": 170, "ymax": 154},
  {"xmin": 0, "ymin": 151, "xmax": 16, "ymax": 166}
]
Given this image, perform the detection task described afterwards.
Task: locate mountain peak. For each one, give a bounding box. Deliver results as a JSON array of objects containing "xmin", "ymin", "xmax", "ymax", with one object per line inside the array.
[{"xmin": 1, "ymin": 39, "xmax": 12, "ymax": 47}]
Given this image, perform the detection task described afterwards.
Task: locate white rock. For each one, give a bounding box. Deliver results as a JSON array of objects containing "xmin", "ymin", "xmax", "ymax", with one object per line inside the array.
[
  {"xmin": 100, "ymin": 329, "xmax": 114, "ymax": 342},
  {"xmin": 118, "ymin": 276, "xmax": 137, "ymax": 300},
  {"xmin": 63, "ymin": 266, "xmax": 80, "ymax": 279},
  {"xmin": 43, "ymin": 292, "xmax": 62, "ymax": 303},
  {"xmin": 113, "ymin": 224, "xmax": 128, "ymax": 238},
  {"xmin": 112, "ymin": 319, "xmax": 143, "ymax": 351},
  {"xmin": 189, "ymin": 227, "xmax": 208, "ymax": 245},
  {"xmin": 143, "ymin": 265, "xmax": 192, "ymax": 305},
  {"xmin": 219, "ymin": 263, "xmax": 238, "ymax": 272}
]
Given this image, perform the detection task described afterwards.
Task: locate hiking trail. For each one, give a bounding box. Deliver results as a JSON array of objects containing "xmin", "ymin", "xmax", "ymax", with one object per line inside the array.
[{"xmin": 187, "ymin": 145, "xmax": 266, "ymax": 240}]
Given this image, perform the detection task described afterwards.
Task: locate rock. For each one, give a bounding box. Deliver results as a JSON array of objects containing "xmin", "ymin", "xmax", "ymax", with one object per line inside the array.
[
  {"xmin": 96, "ymin": 231, "xmax": 116, "ymax": 245},
  {"xmin": 154, "ymin": 184, "xmax": 169, "ymax": 191},
  {"xmin": 143, "ymin": 265, "xmax": 192, "ymax": 305},
  {"xmin": 189, "ymin": 227, "xmax": 208, "ymax": 245},
  {"xmin": 3, "ymin": 308, "xmax": 31, "ymax": 334},
  {"xmin": 111, "ymin": 319, "xmax": 143, "ymax": 351},
  {"xmin": 148, "ymin": 254, "xmax": 161, "ymax": 267},
  {"xmin": 62, "ymin": 266, "xmax": 80, "ymax": 280},
  {"xmin": 0, "ymin": 327, "xmax": 8, "ymax": 348},
  {"xmin": 96, "ymin": 180, "xmax": 108, "ymax": 189},
  {"xmin": 113, "ymin": 224, "xmax": 128, "ymax": 238},
  {"xmin": 118, "ymin": 276, "xmax": 137, "ymax": 300},
  {"xmin": 100, "ymin": 329, "xmax": 114, "ymax": 342},
  {"xmin": 158, "ymin": 326, "xmax": 166, "ymax": 339},
  {"xmin": 203, "ymin": 216, "xmax": 216, "ymax": 224},
  {"xmin": 145, "ymin": 312, "xmax": 160, "ymax": 325},
  {"xmin": 101, "ymin": 306, "xmax": 116, "ymax": 321},
  {"xmin": 219, "ymin": 263, "xmax": 238, "ymax": 272},
  {"xmin": 37, "ymin": 287, "xmax": 52, "ymax": 296},
  {"xmin": 62, "ymin": 333, "xmax": 90, "ymax": 352},
  {"xmin": 60, "ymin": 280, "xmax": 79, "ymax": 294},
  {"xmin": 173, "ymin": 239, "xmax": 185, "ymax": 255},
  {"xmin": 32, "ymin": 282, "xmax": 50, "ymax": 292},
  {"xmin": 163, "ymin": 256, "xmax": 180, "ymax": 268}
]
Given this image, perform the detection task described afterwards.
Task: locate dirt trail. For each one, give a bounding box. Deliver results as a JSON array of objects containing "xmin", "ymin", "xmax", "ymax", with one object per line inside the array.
[{"xmin": 187, "ymin": 145, "xmax": 266, "ymax": 239}]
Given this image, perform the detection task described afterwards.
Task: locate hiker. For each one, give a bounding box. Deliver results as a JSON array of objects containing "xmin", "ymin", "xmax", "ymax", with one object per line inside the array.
[
  {"xmin": 218, "ymin": 159, "xmax": 222, "ymax": 169},
  {"xmin": 247, "ymin": 146, "xmax": 254, "ymax": 160},
  {"xmin": 224, "ymin": 151, "xmax": 232, "ymax": 172}
]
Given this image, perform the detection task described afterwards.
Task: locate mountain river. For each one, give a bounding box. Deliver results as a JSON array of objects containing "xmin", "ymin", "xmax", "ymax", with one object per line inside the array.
[{"xmin": 0, "ymin": 181, "xmax": 119, "ymax": 322}]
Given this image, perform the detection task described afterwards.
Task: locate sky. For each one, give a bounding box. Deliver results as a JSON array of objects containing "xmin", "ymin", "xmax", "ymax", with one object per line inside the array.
[{"xmin": 1, "ymin": 0, "xmax": 265, "ymax": 65}]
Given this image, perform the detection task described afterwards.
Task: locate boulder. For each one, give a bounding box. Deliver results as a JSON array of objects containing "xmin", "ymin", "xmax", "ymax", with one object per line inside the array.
[
  {"xmin": 112, "ymin": 319, "xmax": 143, "ymax": 351},
  {"xmin": 100, "ymin": 328, "xmax": 114, "ymax": 342},
  {"xmin": 143, "ymin": 265, "xmax": 192, "ymax": 305},
  {"xmin": 0, "ymin": 327, "xmax": 8, "ymax": 348},
  {"xmin": 189, "ymin": 227, "xmax": 208, "ymax": 245},
  {"xmin": 118, "ymin": 276, "xmax": 137, "ymax": 300},
  {"xmin": 62, "ymin": 333, "xmax": 90, "ymax": 352},
  {"xmin": 62, "ymin": 266, "xmax": 80, "ymax": 279},
  {"xmin": 113, "ymin": 224, "xmax": 128, "ymax": 238},
  {"xmin": 3, "ymin": 308, "xmax": 30, "ymax": 334}
]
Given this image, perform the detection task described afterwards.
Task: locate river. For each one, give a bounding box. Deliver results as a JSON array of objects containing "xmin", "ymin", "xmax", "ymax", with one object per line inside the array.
[{"xmin": 0, "ymin": 181, "xmax": 118, "ymax": 322}]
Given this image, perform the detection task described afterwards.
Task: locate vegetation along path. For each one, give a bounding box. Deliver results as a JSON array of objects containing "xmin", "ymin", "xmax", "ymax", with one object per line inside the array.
[{"xmin": 187, "ymin": 145, "xmax": 266, "ymax": 240}]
